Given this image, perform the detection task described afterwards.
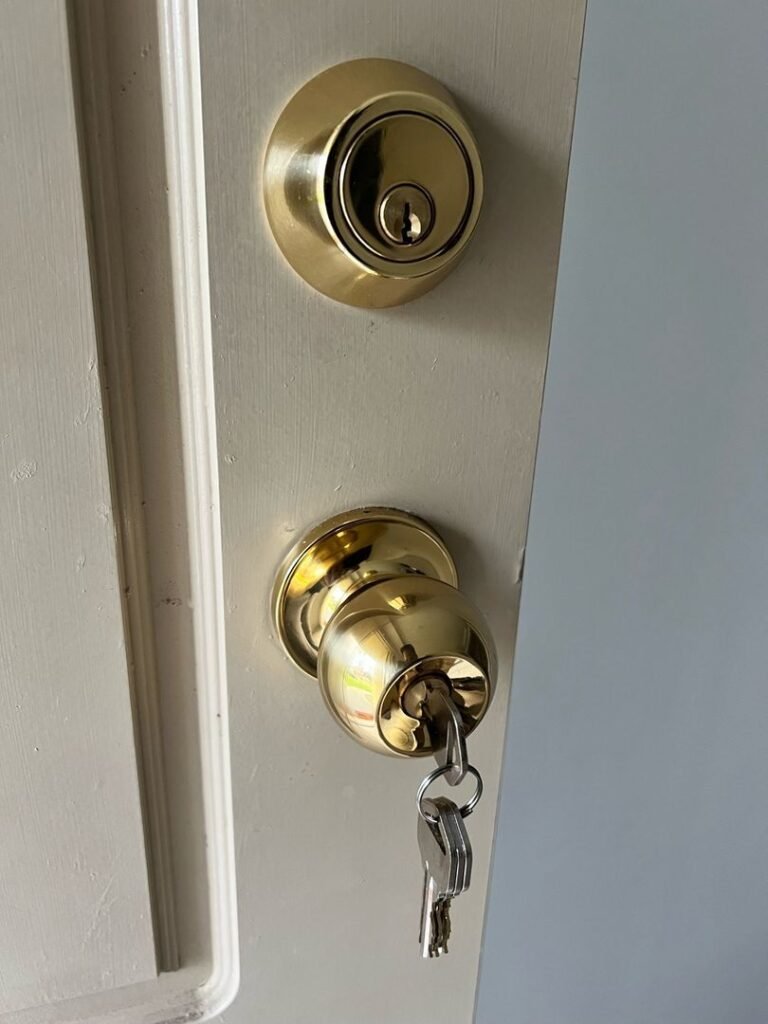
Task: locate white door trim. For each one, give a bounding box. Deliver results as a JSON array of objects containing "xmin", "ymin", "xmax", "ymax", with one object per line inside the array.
[{"xmin": 157, "ymin": 0, "xmax": 239, "ymax": 1015}]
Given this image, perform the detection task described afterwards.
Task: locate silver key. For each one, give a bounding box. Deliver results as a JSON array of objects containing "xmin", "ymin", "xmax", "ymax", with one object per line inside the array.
[
  {"xmin": 431, "ymin": 797, "xmax": 472, "ymax": 954},
  {"xmin": 418, "ymin": 796, "xmax": 473, "ymax": 957},
  {"xmin": 418, "ymin": 798, "xmax": 456, "ymax": 957},
  {"xmin": 419, "ymin": 797, "xmax": 471, "ymax": 956},
  {"xmin": 424, "ymin": 686, "xmax": 469, "ymax": 786}
]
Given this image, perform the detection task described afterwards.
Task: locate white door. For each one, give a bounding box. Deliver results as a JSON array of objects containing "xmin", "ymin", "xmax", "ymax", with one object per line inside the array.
[
  {"xmin": 3, "ymin": 2, "xmax": 766, "ymax": 1023},
  {"xmin": 1, "ymin": 0, "xmax": 584, "ymax": 1020},
  {"xmin": 0, "ymin": 4, "xmax": 157, "ymax": 1007},
  {"xmin": 194, "ymin": 1, "xmax": 584, "ymax": 1021}
]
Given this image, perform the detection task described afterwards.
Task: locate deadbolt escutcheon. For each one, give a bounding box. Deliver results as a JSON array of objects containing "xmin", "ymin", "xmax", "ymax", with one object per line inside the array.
[{"xmin": 263, "ymin": 59, "xmax": 483, "ymax": 308}]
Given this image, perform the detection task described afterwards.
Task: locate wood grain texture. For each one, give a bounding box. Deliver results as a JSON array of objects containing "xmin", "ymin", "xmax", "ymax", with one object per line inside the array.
[
  {"xmin": 199, "ymin": 1, "xmax": 584, "ymax": 1020},
  {"xmin": 0, "ymin": 0, "xmax": 156, "ymax": 1012}
]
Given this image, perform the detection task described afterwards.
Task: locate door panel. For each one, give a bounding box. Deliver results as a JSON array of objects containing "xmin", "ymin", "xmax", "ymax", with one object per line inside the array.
[
  {"xmin": 477, "ymin": 1, "xmax": 768, "ymax": 1020},
  {"xmin": 198, "ymin": 2, "xmax": 584, "ymax": 1020},
  {"xmin": 0, "ymin": 4, "xmax": 239, "ymax": 1022},
  {"xmin": 0, "ymin": 1, "xmax": 156, "ymax": 1009}
]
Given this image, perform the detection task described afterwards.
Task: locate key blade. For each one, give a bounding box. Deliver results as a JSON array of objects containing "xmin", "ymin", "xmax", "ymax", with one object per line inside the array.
[
  {"xmin": 419, "ymin": 868, "xmax": 439, "ymax": 957},
  {"xmin": 437, "ymin": 897, "xmax": 452, "ymax": 955}
]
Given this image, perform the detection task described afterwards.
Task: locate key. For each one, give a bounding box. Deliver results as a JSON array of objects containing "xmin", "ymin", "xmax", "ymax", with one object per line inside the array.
[
  {"xmin": 419, "ymin": 797, "xmax": 472, "ymax": 956},
  {"xmin": 424, "ymin": 685, "xmax": 469, "ymax": 786},
  {"xmin": 418, "ymin": 797, "xmax": 458, "ymax": 957},
  {"xmin": 430, "ymin": 797, "xmax": 473, "ymax": 955},
  {"xmin": 418, "ymin": 796, "xmax": 473, "ymax": 957}
]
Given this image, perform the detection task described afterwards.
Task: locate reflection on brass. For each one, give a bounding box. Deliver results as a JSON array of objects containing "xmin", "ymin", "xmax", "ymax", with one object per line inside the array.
[
  {"xmin": 263, "ymin": 59, "xmax": 483, "ymax": 308},
  {"xmin": 271, "ymin": 507, "xmax": 496, "ymax": 757}
]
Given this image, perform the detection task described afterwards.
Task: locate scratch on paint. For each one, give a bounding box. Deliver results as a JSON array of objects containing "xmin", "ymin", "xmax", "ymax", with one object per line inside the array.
[
  {"xmin": 75, "ymin": 356, "xmax": 101, "ymax": 426},
  {"xmin": 81, "ymin": 876, "xmax": 116, "ymax": 950},
  {"xmin": 514, "ymin": 546, "xmax": 526, "ymax": 584}
]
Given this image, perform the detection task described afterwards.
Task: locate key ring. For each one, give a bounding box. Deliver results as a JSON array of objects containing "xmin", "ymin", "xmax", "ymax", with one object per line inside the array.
[{"xmin": 416, "ymin": 763, "xmax": 483, "ymax": 825}]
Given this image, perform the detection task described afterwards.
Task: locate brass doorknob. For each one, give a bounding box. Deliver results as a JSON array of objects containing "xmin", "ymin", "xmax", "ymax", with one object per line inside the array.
[
  {"xmin": 263, "ymin": 59, "xmax": 483, "ymax": 308},
  {"xmin": 271, "ymin": 508, "xmax": 496, "ymax": 757}
]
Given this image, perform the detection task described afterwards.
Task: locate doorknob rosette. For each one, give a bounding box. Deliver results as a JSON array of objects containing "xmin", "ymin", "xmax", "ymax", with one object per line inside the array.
[{"xmin": 271, "ymin": 507, "xmax": 496, "ymax": 756}]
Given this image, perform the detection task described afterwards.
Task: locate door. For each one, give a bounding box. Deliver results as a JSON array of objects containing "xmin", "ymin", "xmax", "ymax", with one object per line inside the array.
[
  {"xmin": 195, "ymin": 1, "xmax": 584, "ymax": 1022},
  {"xmin": 0, "ymin": 4, "xmax": 157, "ymax": 1007},
  {"xmin": 4, "ymin": 1, "xmax": 582, "ymax": 1019},
  {"xmin": 0, "ymin": 4, "xmax": 236, "ymax": 1023},
  {"xmin": 3, "ymin": 2, "xmax": 767, "ymax": 1024}
]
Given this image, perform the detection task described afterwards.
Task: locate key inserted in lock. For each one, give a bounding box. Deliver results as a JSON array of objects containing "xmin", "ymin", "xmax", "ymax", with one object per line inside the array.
[{"xmin": 399, "ymin": 673, "xmax": 470, "ymax": 784}]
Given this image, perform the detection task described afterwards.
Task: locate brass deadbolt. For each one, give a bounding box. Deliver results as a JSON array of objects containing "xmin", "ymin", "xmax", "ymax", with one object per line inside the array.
[
  {"xmin": 271, "ymin": 507, "xmax": 496, "ymax": 757},
  {"xmin": 263, "ymin": 59, "xmax": 483, "ymax": 308}
]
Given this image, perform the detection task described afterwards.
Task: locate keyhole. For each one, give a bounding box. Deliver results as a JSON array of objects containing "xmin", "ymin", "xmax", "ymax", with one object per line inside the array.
[
  {"xmin": 401, "ymin": 202, "xmax": 414, "ymax": 243},
  {"xmin": 378, "ymin": 184, "xmax": 432, "ymax": 246},
  {"xmin": 400, "ymin": 202, "xmax": 422, "ymax": 244}
]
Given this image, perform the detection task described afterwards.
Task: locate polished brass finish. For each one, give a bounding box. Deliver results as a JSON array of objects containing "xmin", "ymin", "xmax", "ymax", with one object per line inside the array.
[
  {"xmin": 263, "ymin": 59, "xmax": 483, "ymax": 308},
  {"xmin": 272, "ymin": 507, "xmax": 496, "ymax": 757},
  {"xmin": 272, "ymin": 507, "xmax": 457, "ymax": 677}
]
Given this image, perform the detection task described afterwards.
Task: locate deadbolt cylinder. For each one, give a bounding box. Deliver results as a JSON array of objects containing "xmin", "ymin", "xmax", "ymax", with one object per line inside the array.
[{"xmin": 263, "ymin": 59, "xmax": 483, "ymax": 308}]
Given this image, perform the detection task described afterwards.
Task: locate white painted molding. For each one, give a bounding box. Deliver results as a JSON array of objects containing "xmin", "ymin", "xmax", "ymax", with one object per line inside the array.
[{"xmin": 156, "ymin": 0, "xmax": 240, "ymax": 1016}]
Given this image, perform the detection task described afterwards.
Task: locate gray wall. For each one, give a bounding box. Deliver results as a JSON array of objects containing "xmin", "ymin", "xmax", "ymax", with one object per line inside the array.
[{"xmin": 476, "ymin": 1, "xmax": 768, "ymax": 1021}]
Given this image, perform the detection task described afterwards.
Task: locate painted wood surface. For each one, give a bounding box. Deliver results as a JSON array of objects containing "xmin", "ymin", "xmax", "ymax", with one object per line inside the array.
[
  {"xmin": 198, "ymin": 2, "xmax": 584, "ymax": 1020},
  {"xmin": 0, "ymin": 4, "xmax": 241, "ymax": 1023},
  {"xmin": 0, "ymin": 0, "xmax": 156, "ymax": 1011}
]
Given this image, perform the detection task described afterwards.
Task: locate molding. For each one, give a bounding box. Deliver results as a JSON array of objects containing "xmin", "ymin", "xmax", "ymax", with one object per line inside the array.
[
  {"xmin": 69, "ymin": 0, "xmax": 179, "ymax": 973},
  {"xmin": 156, "ymin": 0, "xmax": 240, "ymax": 1015}
]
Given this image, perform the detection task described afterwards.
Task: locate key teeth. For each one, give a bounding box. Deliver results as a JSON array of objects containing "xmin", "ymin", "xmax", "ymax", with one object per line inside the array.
[
  {"xmin": 432, "ymin": 901, "xmax": 444, "ymax": 956},
  {"xmin": 437, "ymin": 897, "xmax": 451, "ymax": 956}
]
